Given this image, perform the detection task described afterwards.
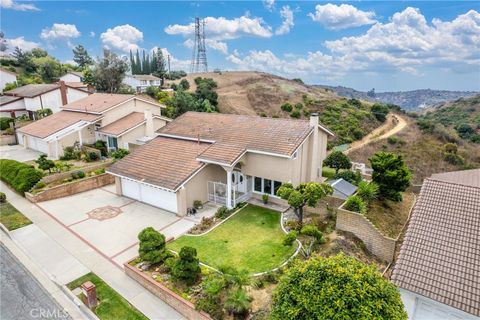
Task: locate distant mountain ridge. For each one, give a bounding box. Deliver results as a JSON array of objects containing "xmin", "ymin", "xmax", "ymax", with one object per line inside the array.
[{"xmin": 316, "ymin": 85, "xmax": 478, "ymax": 111}]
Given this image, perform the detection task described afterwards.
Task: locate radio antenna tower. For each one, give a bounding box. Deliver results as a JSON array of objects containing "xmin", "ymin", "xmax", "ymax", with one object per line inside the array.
[{"xmin": 190, "ymin": 17, "xmax": 208, "ymax": 73}]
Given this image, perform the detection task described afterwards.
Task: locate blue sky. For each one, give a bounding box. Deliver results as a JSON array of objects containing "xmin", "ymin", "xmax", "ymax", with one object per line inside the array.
[{"xmin": 2, "ymin": 1, "xmax": 479, "ymax": 91}]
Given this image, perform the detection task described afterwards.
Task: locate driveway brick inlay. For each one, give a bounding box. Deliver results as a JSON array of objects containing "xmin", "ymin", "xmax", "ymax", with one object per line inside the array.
[{"xmin": 87, "ymin": 205, "xmax": 123, "ymax": 221}]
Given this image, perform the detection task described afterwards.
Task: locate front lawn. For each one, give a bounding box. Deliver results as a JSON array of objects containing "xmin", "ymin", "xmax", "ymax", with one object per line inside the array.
[
  {"xmin": 0, "ymin": 201, "xmax": 32, "ymax": 230},
  {"xmin": 67, "ymin": 273, "xmax": 147, "ymax": 320},
  {"xmin": 168, "ymin": 204, "xmax": 296, "ymax": 274}
]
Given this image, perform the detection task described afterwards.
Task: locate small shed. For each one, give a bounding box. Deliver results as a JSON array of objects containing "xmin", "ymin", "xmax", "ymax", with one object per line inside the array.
[{"xmin": 328, "ymin": 178, "xmax": 357, "ymax": 200}]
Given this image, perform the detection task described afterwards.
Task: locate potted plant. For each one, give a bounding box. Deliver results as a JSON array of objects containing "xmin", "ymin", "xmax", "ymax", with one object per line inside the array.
[
  {"xmin": 193, "ymin": 200, "xmax": 203, "ymax": 210},
  {"xmin": 262, "ymin": 194, "xmax": 269, "ymax": 204}
]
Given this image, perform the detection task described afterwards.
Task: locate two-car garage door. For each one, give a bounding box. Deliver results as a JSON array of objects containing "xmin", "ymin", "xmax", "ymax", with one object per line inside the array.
[
  {"xmin": 27, "ymin": 136, "xmax": 50, "ymax": 154},
  {"xmin": 121, "ymin": 178, "xmax": 178, "ymax": 213}
]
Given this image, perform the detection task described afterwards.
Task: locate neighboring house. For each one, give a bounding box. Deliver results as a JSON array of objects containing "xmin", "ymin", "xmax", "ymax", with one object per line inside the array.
[
  {"xmin": 59, "ymin": 71, "xmax": 92, "ymax": 92},
  {"xmin": 17, "ymin": 93, "xmax": 169, "ymax": 158},
  {"xmin": 391, "ymin": 169, "xmax": 480, "ymax": 320},
  {"xmin": 107, "ymin": 112, "xmax": 333, "ymax": 215},
  {"xmin": 0, "ymin": 68, "xmax": 17, "ymax": 92},
  {"xmin": 0, "ymin": 95, "xmax": 28, "ymax": 118},
  {"xmin": 2, "ymin": 82, "xmax": 89, "ymax": 118},
  {"xmin": 123, "ymin": 74, "xmax": 162, "ymax": 92},
  {"xmin": 327, "ymin": 178, "xmax": 357, "ymax": 200}
]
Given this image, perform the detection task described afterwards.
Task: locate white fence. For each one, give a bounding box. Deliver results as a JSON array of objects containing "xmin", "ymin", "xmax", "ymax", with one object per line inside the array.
[{"xmin": 207, "ymin": 176, "xmax": 252, "ymax": 207}]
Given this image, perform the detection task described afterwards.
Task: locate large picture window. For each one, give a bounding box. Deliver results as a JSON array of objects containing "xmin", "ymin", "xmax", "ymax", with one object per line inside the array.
[{"xmin": 253, "ymin": 177, "xmax": 282, "ymax": 197}]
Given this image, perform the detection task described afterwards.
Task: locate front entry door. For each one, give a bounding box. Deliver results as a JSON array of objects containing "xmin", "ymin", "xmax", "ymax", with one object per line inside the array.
[{"xmin": 232, "ymin": 171, "xmax": 246, "ymax": 193}]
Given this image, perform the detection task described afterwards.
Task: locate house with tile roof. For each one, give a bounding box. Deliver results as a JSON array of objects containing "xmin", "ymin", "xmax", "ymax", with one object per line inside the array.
[
  {"xmin": 107, "ymin": 111, "xmax": 333, "ymax": 215},
  {"xmin": 17, "ymin": 93, "xmax": 170, "ymax": 158},
  {"xmin": 391, "ymin": 169, "xmax": 480, "ymax": 320},
  {"xmin": 59, "ymin": 71, "xmax": 92, "ymax": 93},
  {"xmin": 0, "ymin": 67, "xmax": 17, "ymax": 92},
  {"xmin": 123, "ymin": 74, "xmax": 162, "ymax": 93},
  {"xmin": 2, "ymin": 81, "xmax": 89, "ymax": 118}
]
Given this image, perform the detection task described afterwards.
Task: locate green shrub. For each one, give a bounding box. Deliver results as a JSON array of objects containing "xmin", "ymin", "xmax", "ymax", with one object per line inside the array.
[
  {"xmin": 259, "ymin": 112, "xmax": 267, "ymax": 117},
  {"xmin": 443, "ymin": 143, "xmax": 458, "ymax": 154},
  {"xmin": 281, "ymin": 103, "xmax": 293, "ymax": 112},
  {"xmin": 111, "ymin": 148, "xmax": 130, "ymax": 160},
  {"xmin": 356, "ymin": 181, "xmax": 379, "ymax": 203},
  {"xmin": 344, "ymin": 195, "xmax": 367, "ymax": 214},
  {"xmin": 290, "ymin": 110, "xmax": 301, "ymax": 119},
  {"xmin": 225, "ymin": 288, "xmax": 252, "ymax": 316},
  {"xmin": 443, "ymin": 152, "xmax": 465, "ymax": 165},
  {"xmin": 60, "ymin": 147, "xmax": 76, "ymax": 160},
  {"xmin": 72, "ymin": 170, "xmax": 85, "ymax": 179},
  {"xmin": 283, "ymin": 231, "xmax": 298, "ymax": 246},
  {"xmin": 86, "ymin": 151, "xmax": 99, "ymax": 162},
  {"xmin": 387, "ymin": 136, "xmax": 398, "ymax": 144},
  {"xmin": 94, "ymin": 140, "xmax": 108, "ymax": 156},
  {"xmin": 193, "ymin": 200, "xmax": 203, "ymax": 209},
  {"xmin": 300, "ymin": 225, "xmax": 325, "ymax": 244},
  {"xmin": 262, "ymin": 194, "xmax": 269, "ymax": 204},
  {"xmin": 138, "ymin": 227, "xmax": 167, "ymax": 264},
  {"xmin": 294, "ymin": 103, "xmax": 303, "ymax": 110},
  {"xmin": 35, "ymin": 181, "xmax": 46, "ymax": 189},
  {"xmin": 215, "ymin": 206, "xmax": 230, "ymax": 219},
  {"xmin": 0, "ymin": 117, "xmax": 14, "ymax": 130},
  {"xmin": 36, "ymin": 108, "xmax": 52, "ymax": 119},
  {"xmin": 94, "ymin": 168, "xmax": 105, "ymax": 175},
  {"xmin": 303, "ymin": 109, "xmax": 311, "ymax": 117},
  {"xmin": 171, "ymin": 246, "xmax": 201, "ymax": 285},
  {"xmin": 334, "ymin": 170, "xmax": 362, "ymax": 185},
  {"xmin": 0, "ymin": 159, "xmax": 43, "ymax": 194},
  {"xmin": 0, "ymin": 192, "xmax": 6, "ymax": 203}
]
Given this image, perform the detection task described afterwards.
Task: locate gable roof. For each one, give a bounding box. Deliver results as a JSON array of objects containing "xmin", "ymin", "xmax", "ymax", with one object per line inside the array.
[
  {"xmin": 157, "ymin": 112, "xmax": 329, "ymax": 165},
  {"xmin": 391, "ymin": 169, "xmax": 480, "ymax": 317},
  {"xmin": 4, "ymin": 84, "xmax": 60, "ymax": 98},
  {"xmin": 97, "ymin": 112, "xmax": 145, "ymax": 136},
  {"xmin": 107, "ymin": 137, "xmax": 211, "ymax": 191},
  {"xmin": 61, "ymin": 93, "xmax": 134, "ymax": 113},
  {"xmin": 0, "ymin": 95, "xmax": 23, "ymax": 106},
  {"xmin": 328, "ymin": 178, "xmax": 357, "ymax": 200},
  {"xmin": 127, "ymin": 74, "xmax": 161, "ymax": 81},
  {"xmin": 17, "ymin": 111, "xmax": 101, "ymax": 139}
]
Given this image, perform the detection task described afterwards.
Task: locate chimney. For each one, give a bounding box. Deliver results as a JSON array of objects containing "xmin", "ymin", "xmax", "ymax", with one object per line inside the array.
[
  {"xmin": 59, "ymin": 81, "xmax": 68, "ymax": 105},
  {"xmin": 309, "ymin": 113, "xmax": 319, "ymax": 181},
  {"xmin": 144, "ymin": 109, "xmax": 154, "ymax": 137}
]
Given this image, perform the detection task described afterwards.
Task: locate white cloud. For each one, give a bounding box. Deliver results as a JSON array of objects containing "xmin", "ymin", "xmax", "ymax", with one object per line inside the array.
[
  {"xmin": 5, "ymin": 36, "xmax": 40, "ymax": 52},
  {"xmin": 275, "ymin": 6, "xmax": 294, "ymax": 35},
  {"xmin": 40, "ymin": 23, "xmax": 81, "ymax": 42},
  {"xmin": 165, "ymin": 15, "xmax": 273, "ymax": 41},
  {"xmin": 0, "ymin": 0, "xmax": 39, "ymax": 11},
  {"xmin": 100, "ymin": 24, "xmax": 143, "ymax": 53},
  {"xmin": 89, "ymin": 31, "xmax": 95, "ymax": 37},
  {"xmin": 184, "ymin": 38, "xmax": 228, "ymax": 54},
  {"xmin": 263, "ymin": 0, "xmax": 275, "ymax": 11},
  {"xmin": 308, "ymin": 3, "xmax": 376, "ymax": 30},
  {"xmin": 227, "ymin": 8, "xmax": 480, "ymax": 79}
]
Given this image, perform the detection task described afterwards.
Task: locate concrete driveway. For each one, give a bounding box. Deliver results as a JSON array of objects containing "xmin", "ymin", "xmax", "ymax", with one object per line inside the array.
[
  {"xmin": 36, "ymin": 184, "xmax": 203, "ymax": 267},
  {"xmin": 0, "ymin": 144, "xmax": 43, "ymax": 162}
]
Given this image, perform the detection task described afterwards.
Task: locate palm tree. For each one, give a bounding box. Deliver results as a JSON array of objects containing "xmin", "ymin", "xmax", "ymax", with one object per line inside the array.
[{"xmin": 224, "ymin": 288, "xmax": 252, "ymax": 316}]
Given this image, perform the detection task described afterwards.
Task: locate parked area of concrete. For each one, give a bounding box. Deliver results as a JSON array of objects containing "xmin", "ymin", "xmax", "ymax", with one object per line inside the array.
[{"xmin": 0, "ymin": 144, "xmax": 43, "ymax": 162}]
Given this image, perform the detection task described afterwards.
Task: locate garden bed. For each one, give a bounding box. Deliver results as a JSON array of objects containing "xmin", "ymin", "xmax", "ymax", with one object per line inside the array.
[
  {"xmin": 0, "ymin": 201, "xmax": 32, "ymax": 231},
  {"xmin": 67, "ymin": 272, "xmax": 147, "ymax": 320},
  {"xmin": 168, "ymin": 204, "xmax": 297, "ymax": 274}
]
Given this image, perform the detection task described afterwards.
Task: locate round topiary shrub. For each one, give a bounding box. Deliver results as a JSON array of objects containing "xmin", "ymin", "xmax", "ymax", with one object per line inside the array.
[
  {"xmin": 281, "ymin": 103, "xmax": 293, "ymax": 112},
  {"xmin": 344, "ymin": 195, "xmax": 367, "ymax": 214},
  {"xmin": 171, "ymin": 246, "xmax": 201, "ymax": 285},
  {"xmin": 0, "ymin": 192, "xmax": 6, "ymax": 203},
  {"xmin": 138, "ymin": 227, "xmax": 167, "ymax": 264}
]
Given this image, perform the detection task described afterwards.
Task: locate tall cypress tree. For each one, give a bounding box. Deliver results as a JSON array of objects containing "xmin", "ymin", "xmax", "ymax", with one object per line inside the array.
[
  {"xmin": 145, "ymin": 54, "xmax": 150, "ymax": 74},
  {"xmin": 151, "ymin": 51, "xmax": 157, "ymax": 75},
  {"xmin": 129, "ymin": 50, "xmax": 135, "ymax": 74},
  {"xmin": 135, "ymin": 49, "xmax": 141, "ymax": 75},
  {"xmin": 141, "ymin": 50, "xmax": 146, "ymax": 74}
]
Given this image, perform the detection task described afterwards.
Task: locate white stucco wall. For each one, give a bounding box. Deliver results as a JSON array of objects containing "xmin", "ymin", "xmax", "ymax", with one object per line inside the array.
[
  {"xmin": 1, "ymin": 70, "xmax": 17, "ymax": 92},
  {"xmin": 24, "ymin": 88, "xmax": 88, "ymax": 113},
  {"xmin": 0, "ymin": 98, "xmax": 26, "ymax": 113},
  {"xmin": 60, "ymin": 73, "xmax": 82, "ymax": 82}
]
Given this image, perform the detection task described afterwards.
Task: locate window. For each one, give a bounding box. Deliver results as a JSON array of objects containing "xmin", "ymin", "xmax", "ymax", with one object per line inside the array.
[
  {"xmin": 274, "ymin": 181, "xmax": 282, "ymax": 195},
  {"xmin": 108, "ymin": 136, "xmax": 118, "ymax": 150},
  {"xmin": 254, "ymin": 177, "xmax": 262, "ymax": 192},
  {"xmin": 264, "ymin": 179, "xmax": 272, "ymax": 195},
  {"xmin": 231, "ymin": 173, "xmax": 236, "ymax": 183}
]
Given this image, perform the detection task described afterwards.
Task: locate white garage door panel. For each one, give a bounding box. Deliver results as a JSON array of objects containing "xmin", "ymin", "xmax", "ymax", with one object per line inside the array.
[
  {"xmin": 121, "ymin": 178, "xmax": 177, "ymax": 213},
  {"xmin": 29, "ymin": 136, "xmax": 49, "ymax": 154},
  {"xmin": 121, "ymin": 179, "xmax": 141, "ymax": 199}
]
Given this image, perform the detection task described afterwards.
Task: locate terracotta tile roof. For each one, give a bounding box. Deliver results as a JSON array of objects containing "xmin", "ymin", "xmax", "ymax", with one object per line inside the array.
[
  {"xmin": 391, "ymin": 169, "xmax": 480, "ymax": 316},
  {"xmin": 98, "ymin": 112, "xmax": 145, "ymax": 136},
  {"xmin": 17, "ymin": 111, "xmax": 101, "ymax": 139},
  {"xmin": 157, "ymin": 112, "xmax": 318, "ymax": 164},
  {"xmin": 107, "ymin": 137, "xmax": 211, "ymax": 191},
  {"xmin": 197, "ymin": 142, "xmax": 246, "ymax": 165},
  {"xmin": 61, "ymin": 93, "xmax": 134, "ymax": 113},
  {"xmin": 4, "ymin": 84, "xmax": 60, "ymax": 98},
  {"xmin": 65, "ymin": 82, "xmax": 88, "ymax": 89}
]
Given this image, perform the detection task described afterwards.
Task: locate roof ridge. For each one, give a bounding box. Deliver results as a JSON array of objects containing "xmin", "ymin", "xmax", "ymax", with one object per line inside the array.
[{"xmin": 426, "ymin": 177, "xmax": 480, "ymax": 190}]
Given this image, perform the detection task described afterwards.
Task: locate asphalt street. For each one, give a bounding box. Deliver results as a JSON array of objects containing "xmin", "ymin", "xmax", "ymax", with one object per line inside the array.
[{"xmin": 0, "ymin": 243, "xmax": 71, "ymax": 320}]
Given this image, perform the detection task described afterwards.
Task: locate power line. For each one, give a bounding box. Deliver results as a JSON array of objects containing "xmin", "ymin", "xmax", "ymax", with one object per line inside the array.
[{"xmin": 190, "ymin": 17, "xmax": 208, "ymax": 73}]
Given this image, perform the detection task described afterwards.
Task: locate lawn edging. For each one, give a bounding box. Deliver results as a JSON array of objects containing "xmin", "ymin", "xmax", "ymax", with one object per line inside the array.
[
  {"xmin": 124, "ymin": 259, "xmax": 212, "ymax": 320},
  {"xmin": 182, "ymin": 205, "xmax": 246, "ymax": 237}
]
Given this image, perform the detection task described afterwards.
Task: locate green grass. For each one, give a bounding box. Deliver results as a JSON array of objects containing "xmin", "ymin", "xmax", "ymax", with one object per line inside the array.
[
  {"xmin": 168, "ymin": 204, "xmax": 296, "ymax": 274},
  {"xmin": 67, "ymin": 273, "xmax": 147, "ymax": 320},
  {"xmin": 0, "ymin": 202, "xmax": 32, "ymax": 230}
]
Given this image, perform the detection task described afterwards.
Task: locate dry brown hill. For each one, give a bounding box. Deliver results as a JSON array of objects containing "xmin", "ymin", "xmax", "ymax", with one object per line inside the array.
[{"xmin": 166, "ymin": 71, "xmax": 339, "ymax": 116}]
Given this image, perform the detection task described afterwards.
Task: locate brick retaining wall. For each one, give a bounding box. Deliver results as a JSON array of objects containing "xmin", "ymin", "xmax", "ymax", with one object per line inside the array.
[
  {"xmin": 336, "ymin": 206, "xmax": 396, "ymax": 262},
  {"xmin": 42, "ymin": 161, "xmax": 112, "ymax": 184},
  {"xmin": 26, "ymin": 174, "xmax": 114, "ymax": 203},
  {"xmin": 124, "ymin": 261, "xmax": 212, "ymax": 320}
]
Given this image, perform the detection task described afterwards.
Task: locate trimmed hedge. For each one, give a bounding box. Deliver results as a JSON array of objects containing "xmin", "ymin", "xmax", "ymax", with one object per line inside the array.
[
  {"xmin": 0, "ymin": 159, "xmax": 43, "ymax": 194},
  {"xmin": 0, "ymin": 117, "xmax": 14, "ymax": 130}
]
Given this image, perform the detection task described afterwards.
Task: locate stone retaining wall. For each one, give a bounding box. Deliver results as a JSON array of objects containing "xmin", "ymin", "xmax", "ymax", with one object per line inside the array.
[
  {"xmin": 42, "ymin": 162, "xmax": 112, "ymax": 184},
  {"xmin": 0, "ymin": 135, "xmax": 16, "ymax": 146},
  {"xmin": 336, "ymin": 206, "xmax": 396, "ymax": 262},
  {"xmin": 124, "ymin": 261, "xmax": 212, "ymax": 320},
  {"xmin": 26, "ymin": 174, "xmax": 114, "ymax": 203}
]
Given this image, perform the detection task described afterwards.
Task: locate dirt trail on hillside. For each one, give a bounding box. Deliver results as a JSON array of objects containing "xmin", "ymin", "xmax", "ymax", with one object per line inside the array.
[{"xmin": 345, "ymin": 114, "xmax": 407, "ymax": 155}]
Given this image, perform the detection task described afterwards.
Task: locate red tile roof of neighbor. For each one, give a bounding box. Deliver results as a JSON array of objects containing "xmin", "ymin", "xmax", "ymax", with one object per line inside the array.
[
  {"xmin": 157, "ymin": 111, "xmax": 328, "ymax": 165},
  {"xmin": 391, "ymin": 169, "xmax": 480, "ymax": 317},
  {"xmin": 61, "ymin": 93, "xmax": 134, "ymax": 113},
  {"xmin": 97, "ymin": 112, "xmax": 145, "ymax": 136},
  {"xmin": 108, "ymin": 137, "xmax": 211, "ymax": 191},
  {"xmin": 17, "ymin": 111, "xmax": 102, "ymax": 139}
]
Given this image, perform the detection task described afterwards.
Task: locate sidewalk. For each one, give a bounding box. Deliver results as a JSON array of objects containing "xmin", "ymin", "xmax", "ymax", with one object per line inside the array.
[{"xmin": 1, "ymin": 182, "xmax": 183, "ymax": 320}]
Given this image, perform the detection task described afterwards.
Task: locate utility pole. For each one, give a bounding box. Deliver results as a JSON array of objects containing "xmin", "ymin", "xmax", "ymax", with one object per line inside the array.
[{"xmin": 190, "ymin": 17, "xmax": 208, "ymax": 73}]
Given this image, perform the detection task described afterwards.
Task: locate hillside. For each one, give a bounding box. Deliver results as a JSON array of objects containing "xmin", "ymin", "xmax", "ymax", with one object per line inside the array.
[
  {"xmin": 348, "ymin": 98, "xmax": 480, "ymax": 184},
  {"xmin": 166, "ymin": 71, "xmax": 386, "ymax": 147},
  {"xmin": 318, "ymin": 85, "xmax": 478, "ymax": 111}
]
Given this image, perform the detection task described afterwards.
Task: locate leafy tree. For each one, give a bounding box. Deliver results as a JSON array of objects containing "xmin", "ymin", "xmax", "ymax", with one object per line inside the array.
[
  {"xmin": 344, "ymin": 195, "xmax": 367, "ymax": 214},
  {"xmin": 277, "ymin": 182, "xmax": 333, "ymax": 223},
  {"xmin": 153, "ymin": 48, "xmax": 166, "ymax": 78},
  {"xmin": 356, "ymin": 181, "xmax": 379, "ymax": 203},
  {"xmin": 371, "ymin": 103, "xmax": 390, "ymax": 122},
  {"xmin": 195, "ymin": 77, "xmax": 218, "ymax": 106},
  {"xmin": 32, "ymin": 56, "xmax": 64, "ymax": 83},
  {"xmin": 166, "ymin": 90, "xmax": 196, "ymax": 118},
  {"xmin": 323, "ymin": 151, "xmax": 351, "ymax": 174},
  {"xmin": 12, "ymin": 47, "xmax": 36, "ymax": 73},
  {"xmin": 281, "ymin": 102, "xmax": 293, "ymax": 112},
  {"xmin": 91, "ymin": 50, "xmax": 128, "ymax": 93},
  {"xmin": 0, "ymin": 31, "xmax": 7, "ymax": 52},
  {"xmin": 35, "ymin": 154, "xmax": 55, "ymax": 173},
  {"xmin": 72, "ymin": 45, "xmax": 93, "ymax": 68},
  {"xmin": 31, "ymin": 48, "xmax": 48, "ymax": 58},
  {"xmin": 195, "ymin": 99, "xmax": 215, "ymax": 113},
  {"xmin": 370, "ymin": 151, "xmax": 411, "ymax": 201},
  {"xmin": 455, "ymin": 123, "xmax": 474, "ymax": 139},
  {"xmin": 138, "ymin": 227, "xmax": 167, "ymax": 264},
  {"xmin": 171, "ymin": 246, "xmax": 201, "ymax": 285},
  {"xmin": 271, "ymin": 254, "xmax": 407, "ymax": 320},
  {"xmin": 179, "ymin": 79, "xmax": 190, "ymax": 90}
]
